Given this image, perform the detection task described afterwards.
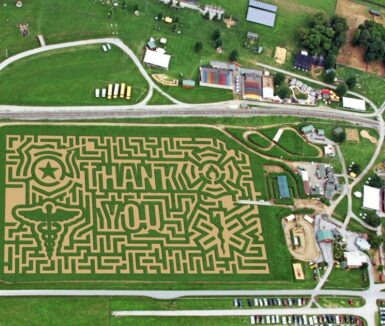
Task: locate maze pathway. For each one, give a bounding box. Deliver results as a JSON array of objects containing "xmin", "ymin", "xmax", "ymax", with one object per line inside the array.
[{"xmin": 0, "ymin": 125, "xmax": 268, "ymax": 281}]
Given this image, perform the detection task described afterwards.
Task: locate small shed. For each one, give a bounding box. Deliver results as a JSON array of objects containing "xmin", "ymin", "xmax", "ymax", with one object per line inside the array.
[
  {"xmin": 182, "ymin": 80, "xmax": 196, "ymax": 89},
  {"xmin": 370, "ymin": 9, "xmax": 381, "ymax": 16}
]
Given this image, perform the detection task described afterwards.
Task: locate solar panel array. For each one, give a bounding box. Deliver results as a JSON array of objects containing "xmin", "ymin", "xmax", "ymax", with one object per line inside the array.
[
  {"xmin": 246, "ymin": 7, "xmax": 276, "ymax": 27},
  {"xmin": 249, "ymin": 0, "xmax": 278, "ymax": 13}
]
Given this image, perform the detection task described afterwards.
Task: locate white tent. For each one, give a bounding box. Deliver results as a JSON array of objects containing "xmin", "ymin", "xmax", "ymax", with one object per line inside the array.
[
  {"xmin": 143, "ymin": 49, "xmax": 171, "ymax": 70},
  {"xmin": 363, "ymin": 185, "xmax": 381, "ymax": 211},
  {"xmin": 342, "ymin": 97, "xmax": 366, "ymax": 111}
]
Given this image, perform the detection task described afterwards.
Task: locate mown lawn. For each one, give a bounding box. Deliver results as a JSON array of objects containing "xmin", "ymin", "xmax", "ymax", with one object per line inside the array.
[
  {"xmin": 248, "ymin": 132, "xmax": 273, "ymax": 149},
  {"xmin": 323, "ymin": 267, "xmax": 369, "ymax": 290},
  {"xmin": 0, "ymin": 297, "xmax": 109, "ymax": 326},
  {"xmin": 315, "ymin": 295, "xmax": 365, "ymax": 308},
  {"xmin": 337, "ymin": 65, "xmax": 385, "ymax": 108},
  {"xmin": 0, "ymin": 0, "xmax": 338, "ymax": 104},
  {"xmin": 0, "ymin": 45, "xmax": 149, "ymax": 105},
  {"xmin": 147, "ymin": 90, "xmax": 174, "ymax": 105},
  {"xmin": 332, "ymin": 196, "xmax": 348, "ymax": 223},
  {"xmin": 111, "ymin": 316, "xmax": 251, "ymax": 326}
]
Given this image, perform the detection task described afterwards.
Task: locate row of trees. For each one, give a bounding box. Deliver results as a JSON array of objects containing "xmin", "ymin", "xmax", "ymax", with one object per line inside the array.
[
  {"xmin": 194, "ymin": 30, "xmax": 240, "ymax": 62},
  {"xmin": 353, "ymin": 20, "xmax": 385, "ymax": 64},
  {"xmin": 298, "ymin": 13, "xmax": 348, "ymax": 69}
]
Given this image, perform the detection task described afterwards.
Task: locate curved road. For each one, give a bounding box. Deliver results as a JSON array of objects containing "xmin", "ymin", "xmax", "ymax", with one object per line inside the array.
[
  {"xmin": 0, "ymin": 38, "xmax": 183, "ymax": 106},
  {"xmin": 1, "ymin": 37, "xmax": 385, "ymax": 324}
]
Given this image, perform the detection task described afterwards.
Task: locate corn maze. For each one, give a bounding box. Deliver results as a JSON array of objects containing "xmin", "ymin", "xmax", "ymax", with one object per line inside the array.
[{"xmin": 0, "ymin": 124, "xmax": 272, "ymax": 282}]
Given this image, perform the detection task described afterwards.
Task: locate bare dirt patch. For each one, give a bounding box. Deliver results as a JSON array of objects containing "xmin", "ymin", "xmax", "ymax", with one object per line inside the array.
[
  {"xmin": 360, "ymin": 129, "xmax": 377, "ymax": 143},
  {"xmin": 283, "ymin": 215, "xmax": 321, "ymax": 262},
  {"xmin": 336, "ymin": 0, "xmax": 385, "ymax": 76}
]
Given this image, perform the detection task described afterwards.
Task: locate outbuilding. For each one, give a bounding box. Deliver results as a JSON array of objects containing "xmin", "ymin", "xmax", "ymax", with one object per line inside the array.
[
  {"xmin": 316, "ymin": 230, "xmax": 334, "ymax": 243},
  {"xmin": 342, "ymin": 97, "xmax": 366, "ymax": 111},
  {"xmin": 363, "ymin": 185, "xmax": 381, "ymax": 211},
  {"xmin": 143, "ymin": 48, "xmax": 171, "ymax": 70},
  {"xmin": 344, "ymin": 251, "xmax": 367, "ymax": 268}
]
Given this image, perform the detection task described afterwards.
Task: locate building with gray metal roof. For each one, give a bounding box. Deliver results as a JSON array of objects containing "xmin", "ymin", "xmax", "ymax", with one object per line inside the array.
[
  {"xmin": 246, "ymin": 7, "xmax": 276, "ymax": 27},
  {"xmin": 249, "ymin": 0, "xmax": 278, "ymax": 13}
]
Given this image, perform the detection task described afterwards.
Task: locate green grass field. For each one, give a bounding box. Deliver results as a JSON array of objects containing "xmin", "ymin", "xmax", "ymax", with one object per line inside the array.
[
  {"xmin": 337, "ymin": 66, "xmax": 385, "ymax": 108},
  {"xmin": 0, "ymin": 45, "xmax": 149, "ymax": 105},
  {"xmin": 147, "ymin": 90, "xmax": 174, "ymax": 105},
  {"xmin": 0, "ymin": 297, "xmax": 109, "ymax": 326},
  {"xmin": 324, "ymin": 267, "xmax": 369, "ymax": 290},
  {"xmin": 333, "ymin": 196, "xmax": 348, "ymax": 222},
  {"xmin": 0, "ymin": 0, "xmax": 342, "ymax": 105},
  {"xmin": 0, "ymin": 123, "xmax": 302, "ymax": 286},
  {"xmin": 315, "ymin": 295, "xmax": 365, "ymax": 308}
]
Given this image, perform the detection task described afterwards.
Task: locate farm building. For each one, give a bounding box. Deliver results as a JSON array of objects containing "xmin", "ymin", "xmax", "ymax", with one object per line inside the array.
[
  {"xmin": 182, "ymin": 80, "xmax": 196, "ymax": 88},
  {"xmin": 301, "ymin": 125, "xmax": 315, "ymax": 134},
  {"xmin": 273, "ymin": 128, "xmax": 283, "ymax": 143},
  {"xmin": 277, "ymin": 175, "xmax": 290, "ymax": 199},
  {"xmin": 199, "ymin": 67, "xmax": 233, "ymax": 90},
  {"xmin": 344, "ymin": 251, "xmax": 367, "ymax": 268},
  {"xmin": 262, "ymin": 75, "xmax": 274, "ymax": 99},
  {"xmin": 243, "ymin": 72, "xmax": 263, "ymax": 100},
  {"xmin": 316, "ymin": 230, "xmax": 334, "ymax": 243},
  {"xmin": 342, "ymin": 97, "xmax": 366, "ymax": 111},
  {"xmin": 143, "ymin": 48, "xmax": 171, "ymax": 70},
  {"xmin": 317, "ymin": 164, "xmax": 327, "ymax": 179},
  {"xmin": 246, "ymin": 7, "xmax": 276, "ymax": 27},
  {"xmin": 294, "ymin": 53, "xmax": 314, "ymax": 72},
  {"xmin": 363, "ymin": 185, "xmax": 381, "ymax": 211},
  {"xmin": 356, "ymin": 237, "xmax": 371, "ymax": 251},
  {"xmin": 294, "ymin": 52, "xmax": 324, "ymax": 72},
  {"xmin": 324, "ymin": 144, "xmax": 336, "ymax": 157},
  {"xmin": 249, "ymin": 0, "xmax": 278, "ymax": 12}
]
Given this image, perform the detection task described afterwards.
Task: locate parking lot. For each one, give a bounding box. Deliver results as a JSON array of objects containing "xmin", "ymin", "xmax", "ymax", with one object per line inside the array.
[
  {"xmin": 250, "ymin": 313, "xmax": 365, "ymax": 325},
  {"xmin": 234, "ymin": 297, "xmax": 308, "ymax": 309}
]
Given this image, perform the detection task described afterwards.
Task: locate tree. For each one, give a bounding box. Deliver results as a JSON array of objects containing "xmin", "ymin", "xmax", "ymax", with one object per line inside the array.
[
  {"xmin": 212, "ymin": 29, "xmax": 221, "ymax": 41},
  {"xmin": 335, "ymin": 83, "xmax": 348, "ymax": 97},
  {"xmin": 346, "ymin": 76, "xmax": 357, "ymax": 90},
  {"xmin": 213, "ymin": 38, "xmax": 223, "ymax": 49},
  {"xmin": 353, "ymin": 20, "xmax": 385, "ymax": 64},
  {"xmin": 298, "ymin": 13, "xmax": 348, "ymax": 56},
  {"xmin": 273, "ymin": 72, "xmax": 285, "ymax": 86},
  {"xmin": 333, "ymin": 130, "xmax": 346, "ymax": 143},
  {"xmin": 157, "ymin": 12, "xmax": 163, "ymax": 20},
  {"xmin": 122, "ymin": 0, "xmax": 127, "ymax": 9},
  {"xmin": 277, "ymin": 86, "xmax": 291, "ymax": 99},
  {"xmin": 350, "ymin": 163, "xmax": 360, "ymax": 174},
  {"xmin": 229, "ymin": 49, "xmax": 239, "ymax": 62},
  {"xmin": 368, "ymin": 175, "xmax": 385, "ymax": 188},
  {"xmin": 368, "ymin": 233, "xmax": 383, "ymax": 249},
  {"xmin": 133, "ymin": 4, "xmax": 139, "ymax": 12},
  {"xmin": 366, "ymin": 211, "xmax": 381, "ymax": 227},
  {"xmin": 324, "ymin": 53, "xmax": 336, "ymax": 70},
  {"xmin": 194, "ymin": 41, "xmax": 203, "ymax": 53},
  {"xmin": 324, "ymin": 71, "xmax": 336, "ymax": 84}
]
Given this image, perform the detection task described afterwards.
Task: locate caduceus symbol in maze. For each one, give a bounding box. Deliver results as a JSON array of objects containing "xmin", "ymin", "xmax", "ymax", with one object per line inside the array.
[{"xmin": 13, "ymin": 201, "xmax": 84, "ymax": 259}]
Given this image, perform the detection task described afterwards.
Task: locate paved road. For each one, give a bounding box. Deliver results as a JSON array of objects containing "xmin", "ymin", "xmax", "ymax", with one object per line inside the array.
[
  {"xmin": 0, "ymin": 106, "xmax": 379, "ymax": 129},
  {"xmin": 255, "ymin": 62, "xmax": 378, "ymax": 112},
  {"xmin": 1, "ymin": 38, "xmax": 385, "ymax": 324}
]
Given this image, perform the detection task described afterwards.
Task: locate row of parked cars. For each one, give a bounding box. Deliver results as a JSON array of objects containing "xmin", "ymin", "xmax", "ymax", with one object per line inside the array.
[
  {"xmin": 233, "ymin": 297, "xmax": 307, "ymax": 308},
  {"xmin": 250, "ymin": 314, "xmax": 364, "ymax": 325},
  {"xmin": 379, "ymin": 304, "xmax": 385, "ymax": 325}
]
